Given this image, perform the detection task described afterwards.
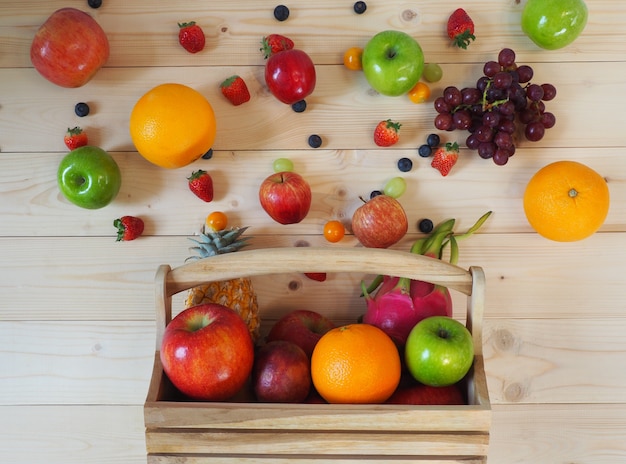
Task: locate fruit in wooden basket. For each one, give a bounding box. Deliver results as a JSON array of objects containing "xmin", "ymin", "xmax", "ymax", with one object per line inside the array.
[
  {"xmin": 386, "ymin": 382, "xmax": 465, "ymax": 405},
  {"xmin": 265, "ymin": 49, "xmax": 316, "ymax": 105},
  {"xmin": 522, "ymin": 0, "xmax": 588, "ymax": 50},
  {"xmin": 129, "ymin": 83, "xmax": 216, "ymax": 169},
  {"xmin": 57, "ymin": 146, "xmax": 121, "ymax": 209},
  {"xmin": 252, "ymin": 340, "xmax": 312, "ymax": 403},
  {"xmin": 30, "ymin": 8, "xmax": 109, "ymax": 88},
  {"xmin": 160, "ymin": 303, "xmax": 254, "ymax": 401},
  {"xmin": 362, "ymin": 30, "xmax": 424, "ymax": 96},
  {"xmin": 405, "ymin": 316, "xmax": 474, "ymax": 387},
  {"xmin": 266, "ymin": 309, "xmax": 336, "ymax": 358},
  {"xmin": 523, "ymin": 160, "xmax": 609, "ymax": 242},
  {"xmin": 311, "ymin": 323, "xmax": 401, "ymax": 404},
  {"xmin": 259, "ymin": 171, "xmax": 312, "ymax": 224},
  {"xmin": 351, "ymin": 194, "xmax": 408, "ymax": 248},
  {"xmin": 185, "ymin": 226, "xmax": 260, "ymax": 342}
]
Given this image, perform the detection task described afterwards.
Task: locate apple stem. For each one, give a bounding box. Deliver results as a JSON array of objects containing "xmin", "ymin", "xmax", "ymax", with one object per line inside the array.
[{"xmin": 438, "ymin": 327, "xmax": 450, "ymax": 339}]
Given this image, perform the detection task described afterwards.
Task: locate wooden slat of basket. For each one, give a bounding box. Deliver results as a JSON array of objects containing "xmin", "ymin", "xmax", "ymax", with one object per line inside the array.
[
  {"xmin": 147, "ymin": 456, "xmax": 486, "ymax": 463},
  {"xmin": 145, "ymin": 428, "xmax": 489, "ymax": 457}
]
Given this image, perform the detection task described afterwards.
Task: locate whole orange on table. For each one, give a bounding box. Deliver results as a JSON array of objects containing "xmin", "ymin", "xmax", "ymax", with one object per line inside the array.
[
  {"xmin": 129, "ymin": 83, "xmax": 216, "ymax": 169},
  {"xmin": 523, "ymin": 160, "xmax": 610, "ymax": 242},
  {"xmin": 310, "ymin": 323, "xmax": 401, "ymax": 404}
]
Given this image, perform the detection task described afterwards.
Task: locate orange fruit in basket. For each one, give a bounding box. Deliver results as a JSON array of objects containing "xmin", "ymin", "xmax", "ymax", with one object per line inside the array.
[
  {"xmin": 129, "ymin": 83, "xmax": 216, "ymax": 169},
  {"xmin": 310, "ymin": 323, "xmax": 401, "ymax": 404},
  {"xmin": 523, "ymin": 160, "xmax": 610, "ymax": 242}
]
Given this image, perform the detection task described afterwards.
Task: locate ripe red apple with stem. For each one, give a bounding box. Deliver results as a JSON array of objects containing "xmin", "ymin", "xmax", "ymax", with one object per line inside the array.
[
  {"xmin": 265, "ymin": 49, "xmax": 316, "ymax": 104},
  {"xmin": 30, "ymin": 8, "xmax": 110, "ymax": 88},
  {"xmin": 266, "ymin": 309, "xmax": 336, "ymax": 358},
  {"xmin": 160, "ymin": 303, "xmax": 254, "ymax": 401},
  {"xmin": 259, "ymin": 171, "xmax": 312, "ymax": 224},
  {"xmin": 351, "ymin": 194, "xmax": 408, "ymax": 248}
]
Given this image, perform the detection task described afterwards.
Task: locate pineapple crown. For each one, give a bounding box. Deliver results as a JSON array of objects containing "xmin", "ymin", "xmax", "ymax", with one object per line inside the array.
[{"xmin": 186, "ymin": 226, "xmax": 251, "ymax": 262}]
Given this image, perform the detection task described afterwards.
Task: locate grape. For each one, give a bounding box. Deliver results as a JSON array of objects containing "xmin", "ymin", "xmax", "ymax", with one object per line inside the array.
[
  {"xmin": 383, "ymin": 177, "xmax": 407, "ymax": 199},
  {"xmin": 494, "ymin": 131, "xmax": 513, "ymax": 149},
  {"xmin": 525, "ymin": 121, "xmax": 545, "ymax": 142},
  {"xmin": 498, "ymin": 48, "xmax": 516, "ymax": 68},
  {"xmin": 493, "ymin": 71, "xmax": 513, "ymax": 90},
  {"xmin": 462, "ymin": 87, "xmax": 481, "ymax": 105},
  {"xmin": 541, "ymin": 112, "xmax": 556, "ymax": 129},
  {"xmin": 492, "ymin": 149, "xmax": 510, "ymax": 166},
  {"xmin": 483, "ymin": 61, "xmax": 500, "ymax": 78},
  {"xmin": 273, "ymin": 158, "xmax": 294, "ymax": 172},
  {"xmin": 477, "ymin": 142, "xmax": 496, "ymax": 159},
  {"xmin": 443, "ymin": 86, "xmax": 462, "ymax": 106},
  {"xmin": 434, "ymin": 112, "xmax": 453, "ymax": 131},
  {"xmin": 499, "ymin": 100, "xmax": 515, "ymax": 116},
  {"xmin": 476, "ymin": 76, "xmax": 490, "ymax": 93},
  {"xmin": 423, "ymin": 63, "xmax": 443, "ymax": 83},
  {"xmin": 541, "ymin": 83, "xmax": 557, "ymax": 101},
  {"xmin": 526, "ymin": 84, "xmax": 544, "ymax": 102},
  {"xmin": 498, "ymin": 118, "xmax": 516, "ymax": 134},
  {"xmin": 466, "ymin": 134, "xmax": 481, "ymax": 150},
  {"xmin": 517, "ymin": 65, "xmax": 534, "ymax": 83},
  {"xmin": 483, "ymin": 111, "xmax": 501, "ymax": 128},
  {"xmin": 453, "ymin": 110, "xmax": 472, "ymax": 130},
  {"xmin": 434, "ymin": 97, "xmax": 451, "ymax": 114},
  {"xmin": 475, "ymin": 125, "xmax": 494, "ymax": 143}
]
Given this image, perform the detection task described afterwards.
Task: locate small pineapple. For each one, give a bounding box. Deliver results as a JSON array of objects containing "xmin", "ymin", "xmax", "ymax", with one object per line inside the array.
[{"xmin": 185, "ymin": 226, "xmax": 260, "ymax": 342}]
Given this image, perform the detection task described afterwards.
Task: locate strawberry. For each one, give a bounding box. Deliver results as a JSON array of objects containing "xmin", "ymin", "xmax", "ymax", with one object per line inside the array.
[
  {"xmin": 261, "ymin": 34, "xmax": 294, "ymax": 59},
  {"xmin": 447, "ymin": 8, "xmax": 475, "ymax": 49},
  {"xmin": 178, "ymin": 21, "xmax": 205, "ymax": 53},
  {"xmin": 187, "ymin": 169, "xmax": 214, "ymax": 202},
  {"xmin": 220, "ymin": 75, "xmax": 251, "ymax": 106},
  {"xmin": 64, "ymin": 126, "xmax": 88, "ymax": 150},
  {"xmin": 373, "ymin": 119, "xmax": 401, "ymax": 147},
  {"xmin": 305, "ymin": 272, "xmax": 327, "ymax": 282},
  {"xmin": 114, "ymin": 216, "xmax": 144, "ymax": 242},
  {"xmin": 431, "ymin": 142, "xmax": 459, "ymax": 176}
]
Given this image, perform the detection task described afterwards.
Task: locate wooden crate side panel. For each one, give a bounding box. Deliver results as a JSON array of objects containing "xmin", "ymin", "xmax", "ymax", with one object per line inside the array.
[
  {"xmin": 147, "ymin": 456, "xmax": 486, "ymax": 464},
  {"xmin": 145, "ymin": 429, "xmax": 489, "ymax": 457}
]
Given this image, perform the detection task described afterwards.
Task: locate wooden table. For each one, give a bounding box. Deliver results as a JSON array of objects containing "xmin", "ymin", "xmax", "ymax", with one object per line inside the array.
[{"xmin": 1, "ymin": 1, "xmax": 625, "ymax": 462}]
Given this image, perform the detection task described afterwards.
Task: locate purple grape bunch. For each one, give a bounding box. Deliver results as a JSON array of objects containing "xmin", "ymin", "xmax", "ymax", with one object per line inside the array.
[{"xmin": 433, "ymin": 48, "xmax": 556, "ymax": 166}]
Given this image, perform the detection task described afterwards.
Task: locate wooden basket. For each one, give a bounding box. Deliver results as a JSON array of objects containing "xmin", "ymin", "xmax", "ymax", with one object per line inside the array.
[{"xmin": 144, "ymin": 247, "xmax": 491, "ymax": 463}]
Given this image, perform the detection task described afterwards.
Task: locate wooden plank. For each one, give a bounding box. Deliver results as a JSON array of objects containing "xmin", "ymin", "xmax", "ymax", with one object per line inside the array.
[
  {"xmin": 1, "ymin": 233, "xmax": 625, "ymax": 322},
  {"xmin": 1, "ymin": 1, "xmax": 623, "ymax": 68},
  {"xmin": 2, "ymin": 404, "xmax": 626, "ymax": 463},
  {"xmin": 1, "ymin": 60, "xmax": 626, "ymax": 153}
]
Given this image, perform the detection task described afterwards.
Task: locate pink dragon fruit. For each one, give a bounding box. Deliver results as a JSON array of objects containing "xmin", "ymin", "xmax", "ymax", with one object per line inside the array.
[{"xmin": 361, "ymin": 212, "xmax": 492, "ymax": 346}]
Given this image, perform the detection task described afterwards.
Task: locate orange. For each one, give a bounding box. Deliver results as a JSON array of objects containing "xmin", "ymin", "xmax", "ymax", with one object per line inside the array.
[
  {"xmin": 311, "ymin": 323, "xmax": 401, "ymax": 404},
  {"xmin": 343, "ymin": 47, "xmax": 363, "ymax": 71},
  {"xmin": 523, "ymin": 160, "xmax": 610, "ymax": 242},
  {"xmin": 407, "ymin": 81, "xmax": 431, "ymax": 103},
  {"xmin": 129, "ymin": 83, "xmax": 216, "ymax": 169}
]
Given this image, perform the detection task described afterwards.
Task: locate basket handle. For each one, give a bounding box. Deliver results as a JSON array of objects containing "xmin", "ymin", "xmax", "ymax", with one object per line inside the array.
[{"xmin": 154, "ymin": 247, "xmax": 482, "ymax": 353}]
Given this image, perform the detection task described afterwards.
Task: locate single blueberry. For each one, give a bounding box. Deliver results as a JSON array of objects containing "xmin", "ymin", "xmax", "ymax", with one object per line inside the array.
[
  {"xmin": 418, "ymin": 218, "xmax": 434, "ymax": 234},
  {"xmin": 291, "ymin": 100, "xmax": 307, "ymax": 113},
  {"xmin": 308, "ymin": 134, "xmax": 322, "ymax": 148},
  {"xmin": 353, "ymin": 1, "xmax": 367, "ymax": 14},
  {"xmin": 369, "ymin": 190, "xmax": 382, "ymax": 199},
  {"xmin": 418, "ymin": 144, "xmax": 432, "ymax": 158},
  {"xmin": 74, "ymin": 102, "xmax": 90, "ymax": 117},
  {"xmin": 274, "ymin": 5, "xmax": 290, "ymax": 21},
  {"xmin": 397, "ymin": 157, "xmax": 413, "ymax": 172},
  {"xmin": 88, "ymin": 0, "xmax": 102, "ymax": 8},
  {"xmin": 427, "ymin": 133, "xmax": 441, "ymax": 147},
  {"xmin": 202, "ymin": 148, "xmax": 214, "ymax": 160}
]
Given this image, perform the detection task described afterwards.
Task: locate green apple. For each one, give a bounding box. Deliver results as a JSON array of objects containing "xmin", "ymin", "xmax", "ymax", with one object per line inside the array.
[
  {"xmin": 57, "ymin": 146, "xmax": 121, "ymax": 209},
  {"xmin": 521, "ymin": 0, "xmax": 588, "ymax": 50},
  {"xmin": 405, "ymin": 316, "xmax": 474, "ymax": 387},
  {"xmin": 362, "ymin": 30, "xmax": 424, "ymax": 97}
]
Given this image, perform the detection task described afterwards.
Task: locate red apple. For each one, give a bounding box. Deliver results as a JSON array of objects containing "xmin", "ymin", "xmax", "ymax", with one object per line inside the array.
[
  {"xmin": 259, "ymin": 171, "xmax": 312, "ymax": 224},
  {"xmin": 351, "ymin": 194, "xmax": 408, "ymax": 248},
  {"xmin": 266, "ymin": 309, "xmax": 336, "ymax": 358},
  {"xmin": 30, "ymin": 8, "xmax": 110, "ymax": 88},
  {"xmin": 160, "ymin": 303, "xmax": 254, "ymax": 401},
  {"xmin": 252, "ymin": 341, "xmax": 311, "ymax": 403},
  {"xmin": 386, "ymin": 382, "xmax": 465, "ymax": 405}
]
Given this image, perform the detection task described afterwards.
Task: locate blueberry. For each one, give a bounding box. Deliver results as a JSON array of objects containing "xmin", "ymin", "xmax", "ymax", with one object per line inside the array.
[
  {"xmin": 273, "ymin": 5, "xmax": 290, "ymax": 21},
  {"xmin": 353, "ymin": 1, "xmax": 367, "ymax": 14},
  {"xmin": 427, "ymin": 133, "xmax": 440, "ymax": 147},
  {"xmin": 397, "ymin": 157, "xmax": 413, "ymax": 172},
  {"xmin": 202, "ymin": 148, "xmax": 214, "ymax": 160},
  {"xmin": 307, "ymin": 134, "xmax": 322, "ymax": 148},
  {"xmin": 74, "ymin": 102, "xmax": 90, "ymax": 117},
  {"xmin": 418, "ymin": 144, "xmax": 432, "ymax": 158},
  {"xmin": 369, "ymin": 190, "xmax": 382, "ymax": 199},
  {"xmin": 418, "ymin": 218, "xmax": 434, "ymax": 234},
  {"xmin": 87, "ymin": 0, "xmax": 102, "ymax": 8},
  {"xmin": 291, "ymin": 100, "xmax": 307, "ymax": 113}
]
